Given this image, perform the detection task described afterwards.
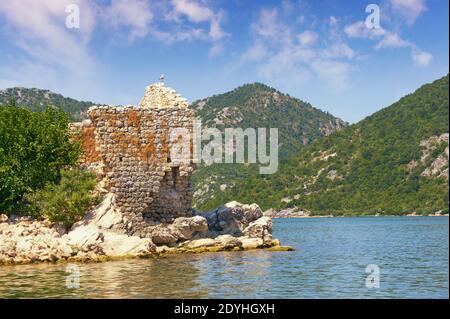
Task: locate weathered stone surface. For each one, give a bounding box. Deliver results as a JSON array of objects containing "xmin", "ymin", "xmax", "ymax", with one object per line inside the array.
[
  {"xmin": 0, "ymin": 220, "xmax": 74, "ymax": 264},
  {"xmin": 149, "ymin": 227, "xmax": 178, "ymax": 246},
  {"xmin": 213, "ymin": 235, "xmax": 243, "ymax": 250},
  {"xmin": 238, "ymin": 237, "xmax": 264, "ymax": 250},
  {"xmin": 74, "ymin": 82, "xmax": 196, "ymax": 237},
  {"xmin": 73, "ymin": 193, "xmax": 125, "ymax": 232},
  {"xmin": 168, "ymin": 216, "xmax": 208, "ymax": 240},
  {"xmin": 139, "ymin": 83, "xmax": 189, "ymax": 109},
  {"xmin": 68, "ymin": 195, "xmax": 156, "ymax": 257},
  {"xmin": 200, "ymin": 201, "xmax": 263, "ymax": 236},
  {"xmin": 243, "ymin": 217, "xmax": 273, "ymax": 244},
  {"xmin": 0, "ymin": 82, "xmax": 288, "ymax": 265},
  {"xmin": 183, "ymin": 238, "xmax": 216, "ymax": 249}
]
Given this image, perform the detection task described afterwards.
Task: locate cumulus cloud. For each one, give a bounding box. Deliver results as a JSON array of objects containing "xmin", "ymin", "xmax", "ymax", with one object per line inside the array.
[
  {"xmin": 411, "ymin": 48, "xmax": 433, "ymax": 66},
  {"xmin": 297, "ymin": 30, "xmax": 318, "ymax": 47},
  {"xmin": 344, "ymin": 20, "xmax": 432, "ymax": 67},
  {"xmin": 344, "ymin": 21, "xmax": 387, "ymax": 39},
  {"xmin": 390, "ymin": 0, "xmax": 427, "ymax": 25},
  {"xmin": 0, "ymin": 0, "xmax": 231, "ymax": 98},
  {"xmin": 374, "ymin": 32, "xmax": 410, "ymax": 50},
  {"xmin": 103, "ymin": 0, "xmax": 153, "ymax": 41},
  {"xmin": 239, "ymin": 8, "xmax": 356, "ymax": 91},
  {"xmin": 0, "ymin": 0, "xmax": 97, "ymax": 78}
]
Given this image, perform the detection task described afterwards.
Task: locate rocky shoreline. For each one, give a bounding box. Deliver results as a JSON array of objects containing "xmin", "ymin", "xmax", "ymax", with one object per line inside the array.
[
  {"xmin": 0, "ymin": 195, "xmax": 292, "ymax": 266},
  {"xmin": 264, "ymin": 209, "xmax": 449, "ymax": 218}
]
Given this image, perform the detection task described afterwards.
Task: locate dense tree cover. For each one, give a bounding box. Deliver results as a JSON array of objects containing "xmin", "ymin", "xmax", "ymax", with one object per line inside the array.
[
  {"xmin": 0, "ymin": 87, "xmax": 95, "ymax": 121},
  {"xmin": 191, "ymin": 82, "xmax": 346, "ymax": 209},
  {"xmin": 203, "ymin": 75, "xmax": 449, "ymax": 215},
  {"xmin": 0, "ymin": 101, "xmax": 81, "ymax": 212}
]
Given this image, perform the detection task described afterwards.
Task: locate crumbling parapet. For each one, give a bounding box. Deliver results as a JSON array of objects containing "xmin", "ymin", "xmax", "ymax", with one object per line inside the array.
[{"xmin": 76, "ymin": 83, "xmax": 196, "ymax": 237}]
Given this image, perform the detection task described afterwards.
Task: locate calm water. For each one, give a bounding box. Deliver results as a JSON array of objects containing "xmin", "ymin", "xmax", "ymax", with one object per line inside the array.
[{"xmin": 0, "ymin": 217, "xmax": 448, "ymax": 298}]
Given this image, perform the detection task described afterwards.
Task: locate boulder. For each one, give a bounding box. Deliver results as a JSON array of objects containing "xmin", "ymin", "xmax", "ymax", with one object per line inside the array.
[
  {"xmin": 68, "ymin": 224, "xmax": 104, "ymax": 248},
  {"xmin": 73, "ymin": 193, "xmax": 124, "ymax": 231},
  {"xmin": 102, "ymin": 232, "xmax": 155, "ymax": 257},
  {"xmin": 169, "ymin": 215, "xmax": 208, "ymax": 240},
  {"xmin": 68, "ymin": 223, "xmax": 155, "ymax": 257},
  {"xmin": 238, "ymin": 237, "xmax": 264, "ymax": 250},
  {"xmin": 213, "ymin": 235, "xmax": 243, "ymax": 250},
  {"xmin": 243, "ymin": 216, "xmax": 273, "ymax": 244},
  {"xmin": 201, "ymin": 201, "xmax": 264, "ymax": 236},
  {"xmin": 150, "ymin": 226, "xmax": 178, "ymax": 246}
]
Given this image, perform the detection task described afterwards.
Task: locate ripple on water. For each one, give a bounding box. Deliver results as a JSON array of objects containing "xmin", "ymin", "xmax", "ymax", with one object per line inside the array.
[{"xmin": 0, "ymin": 217, "xmax": 448, "ymax": 298}]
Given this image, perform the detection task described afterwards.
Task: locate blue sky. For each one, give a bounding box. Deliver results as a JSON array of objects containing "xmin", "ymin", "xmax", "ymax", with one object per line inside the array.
[{"xmin": 0, "ymin": 0, "xmax": 448, "ymax": 123}]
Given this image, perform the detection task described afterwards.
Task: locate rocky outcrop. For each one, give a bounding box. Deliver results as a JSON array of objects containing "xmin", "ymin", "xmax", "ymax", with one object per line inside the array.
[
  {"xmin": 0, "ymin": 81, "xmax": 291, "ymax": 266},
  {"xmin": 199, "ymin": 201, "xmax": 263, "ymax": 236},
  {"xmin": 0, "ymin": 195, "xmax": 290, "ymax": 265},
  {"xmin": 0, "ymin": 218, "xmax": 74, "ymax": 264},
  {"xmin": 408, "ymin": 133, "xmax": 449, "ymax": 179}
]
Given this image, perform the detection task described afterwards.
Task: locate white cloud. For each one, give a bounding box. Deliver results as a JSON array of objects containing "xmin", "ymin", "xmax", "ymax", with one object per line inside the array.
[
  {"xmin": 323, "ymin": 43, "xmax": 355, "ymax": 59},
  {"xmin": 375, "ymin": 32, "xmax": 410, "ymax": 50},
  {"xmin": 0, "ymin": 0, "xmax": 97, "ymax": 78},
  {"xmin": 239, "ymin": 7, "xmax": 356, "ymax": 91},
  {"xmin": 297, "ymin": 30, "xmax": 318, "ymax": 47},
  {"xmin": 411, "ymin": 48, "xmax": 433, "ymax": 67},
  {"xmin": 171, "ymin": 0, "xmax": 214, "ymax": 23},
  {"xmin": 390, "ymin": 0, "xmax": 427, "ymax": 25},
  {"xmin": 168, "ymin": 0, "xmax": 228, "ymax": 53},
  {"xmin": 344, "ymin": 21, "xmax": 387, "ymax": 39},
  {"xmin": 251, "ymin": 8, "xmax": 291, "ymax": 44},
  {"xmin": 103, "ymin": 0, "xmax": 153, "ymax": 41},
  {"xmin": 344, "ymin": 20, "xmax": 432, "ymax": 67}
]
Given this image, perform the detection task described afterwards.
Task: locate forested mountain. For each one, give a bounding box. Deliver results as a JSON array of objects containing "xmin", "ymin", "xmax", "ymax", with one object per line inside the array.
[
  {"xmin": 0, "ymin": 87, "xmax": 94, "ymax": 121},
  {"xmin": 211, "ymin": 75, "xmax": 449, "ymax": 215},
  {"xmin": 190, "ymin": 83, "xmax": 347, "ymax": 210}
]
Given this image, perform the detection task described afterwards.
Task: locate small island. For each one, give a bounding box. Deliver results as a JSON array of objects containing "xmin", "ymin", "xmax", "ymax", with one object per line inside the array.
[{"xmin": 0, "ymin": 82, "xmax": 292, "ymax": 266}]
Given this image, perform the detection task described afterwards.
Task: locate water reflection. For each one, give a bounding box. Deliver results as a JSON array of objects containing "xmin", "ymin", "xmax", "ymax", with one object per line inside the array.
[{"xmin": 0, "ymin": 217, "xmax": 448, "ymax": 299}]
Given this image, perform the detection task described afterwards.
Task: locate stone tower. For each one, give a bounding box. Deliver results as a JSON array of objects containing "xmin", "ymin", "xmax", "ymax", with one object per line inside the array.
[{"xmin": 78, "ymin": 82, "xmax": 195, "ymax": 237}]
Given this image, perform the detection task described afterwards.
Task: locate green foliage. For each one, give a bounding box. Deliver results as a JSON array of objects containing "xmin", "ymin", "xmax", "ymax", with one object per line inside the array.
[
  {"xmin": 24, "ymin": 169, "xmax": 99, "ymax": 226},
  {"xmin": 205, "ymin": 75, "xmax": 449, "ymax": 215},
  {"xmin": 0, "ymin": 101, "xmax": 81, "ymax": 212},
  {"xmin": 0, "ymin": 87, "xmax": 95, "ymax": 121},
  {"xmin": 191, "ymin": 82, "xmax": 347, "ymax": 209}
]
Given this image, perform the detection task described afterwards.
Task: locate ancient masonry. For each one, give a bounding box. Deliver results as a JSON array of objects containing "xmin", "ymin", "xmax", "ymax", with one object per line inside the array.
[{"xmin": 76, "ymin": 83, "xmax": 196, "ymax": 237}]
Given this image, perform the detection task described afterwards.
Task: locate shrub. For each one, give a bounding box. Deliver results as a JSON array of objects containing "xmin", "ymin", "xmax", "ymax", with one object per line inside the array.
[
  {"xmin": 24, "ymin": 169, "xmax": 99, "ymax": 227},
  {"xmin": 0, "ymin": 101, "xmax": 80, "ymax": 212}
]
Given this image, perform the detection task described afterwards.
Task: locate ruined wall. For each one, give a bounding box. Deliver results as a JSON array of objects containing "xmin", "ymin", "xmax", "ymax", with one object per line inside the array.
[{"xmin": 77, "ymin": 83, "xmax": 196, "ymax": 237}]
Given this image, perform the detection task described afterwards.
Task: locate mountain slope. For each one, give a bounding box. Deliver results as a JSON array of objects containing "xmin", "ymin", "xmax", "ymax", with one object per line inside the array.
[
  {"xmin": 215, "ymin": 75, "xmax": 449, "ymax": 215},
  {"xmin": 190, "ymin": 82, "xmax": 347, "ymax": 210},
  {"xmin": 0, "ymin": 87, "xmax": 95, "ymax": 121}
]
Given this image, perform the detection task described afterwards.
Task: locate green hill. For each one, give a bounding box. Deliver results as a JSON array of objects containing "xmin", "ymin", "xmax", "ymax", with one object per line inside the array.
[
  {"xmin": 191, "ymin": 82, "xmax": 347, "ymax": 210},
  {"xmin": 210, "ymin": 75, "xmax": 449, "ymax": 215},
  {"xmin": 0, "ymin": 87, "xmax": 95, "ymax": 121}
]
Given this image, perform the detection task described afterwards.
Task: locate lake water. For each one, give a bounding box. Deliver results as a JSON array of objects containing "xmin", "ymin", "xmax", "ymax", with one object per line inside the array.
[{"xmin": 0, "ymin": 216, "xmax": 448, "ymax": 298}]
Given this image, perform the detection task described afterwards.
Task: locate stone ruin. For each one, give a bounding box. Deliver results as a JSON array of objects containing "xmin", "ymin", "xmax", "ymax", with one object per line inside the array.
[
  {"xmin": 0, "ymin": 82, "xmax": 285, "ymax": 266},
  {"xmin": 74, "ymin": 83, "xmax": 196, "ymax": 237}
]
